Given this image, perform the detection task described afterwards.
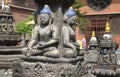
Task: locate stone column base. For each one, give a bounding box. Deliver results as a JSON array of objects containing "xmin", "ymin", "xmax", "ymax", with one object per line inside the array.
[{"xmin": 13, "ymin": 56, "xmax": 85, "ymax": 77}]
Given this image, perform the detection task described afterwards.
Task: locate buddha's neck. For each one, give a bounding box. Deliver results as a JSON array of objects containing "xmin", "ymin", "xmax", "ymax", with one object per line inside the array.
[{"xmin": 41, "ymin": 23, "xmax": 49, "ymax": 27}]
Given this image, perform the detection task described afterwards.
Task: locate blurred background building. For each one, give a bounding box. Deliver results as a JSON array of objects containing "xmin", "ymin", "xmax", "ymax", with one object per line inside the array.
[
  {"xmin": 0, "ymin": 0, "xmax": 36, "ymax": 23},
  {"xmin": 76, "ymin": 0, "xmax": 120, "ymax": 47}
]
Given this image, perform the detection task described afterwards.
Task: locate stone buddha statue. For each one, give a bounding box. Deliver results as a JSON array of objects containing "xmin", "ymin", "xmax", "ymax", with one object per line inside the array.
[
  {"xmin": 24, "ymin": 5, "xmax": 60, "ymax": 58},
  {"xmin": 61, "ymin": 7, "xmax": 79, "ymax": 58}
]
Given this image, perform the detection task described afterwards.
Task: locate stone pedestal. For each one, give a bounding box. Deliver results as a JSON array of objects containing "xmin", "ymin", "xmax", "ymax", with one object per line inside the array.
[{"xmin": 13, "ymin": 56, "xmax": 84, "ymax": 77}]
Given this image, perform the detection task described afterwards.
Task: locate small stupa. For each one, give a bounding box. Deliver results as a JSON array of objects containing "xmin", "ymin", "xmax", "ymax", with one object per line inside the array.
[
  {"xmin": 0, "ymin": 0, "xmax": 22, "ymax": 75},
  {"xmin": 0, "ymin": 0, "xmax": 21, "ymax": 46},
  {"xmin": 89, "ymin": 31, "xmax": 98, "ymax": 49},
  {"xmin": 100, "ymin": 21, "xmax": 113, "ymax": 48},
  {"xmin": 85, "ymin": 21, "xmax": 120, "ymax": 77},
  {"xmin": 102, "ymin": 21, "xmax": 113, "ymax": 40}
]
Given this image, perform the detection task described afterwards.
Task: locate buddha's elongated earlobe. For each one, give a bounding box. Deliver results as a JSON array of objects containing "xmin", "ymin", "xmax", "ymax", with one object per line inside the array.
[{"xmin": 63, "ymin": 15, "xmax": 68, "ymax": 23}]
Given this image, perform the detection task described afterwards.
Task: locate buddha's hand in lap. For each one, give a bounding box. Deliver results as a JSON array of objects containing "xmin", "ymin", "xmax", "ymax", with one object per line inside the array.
[
  {"xmin": 25, "ymin": 50, "xmax": 32, "ymax": 57},
  {"xmin": 26, "ymin": 52, "xmax": 32, "ymax": 57},
  {"xmin": 73, "ymin": 42, "xmax": 80, "ymax": 51},
  {"xmin": 36, "ymin": 42, "xmax": 46, "ymax": 49},
  {"xmin": 72, "ymin": 46, "xmax": 79, "ymax": 55}
]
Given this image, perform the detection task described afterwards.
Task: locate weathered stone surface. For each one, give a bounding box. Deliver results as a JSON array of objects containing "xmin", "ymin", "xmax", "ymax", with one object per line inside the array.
[
  {"xmin": 13, "ymin": 0, "xmax": 89, "ymax": 77},
  {"xmin": 13, "ymin": 56, "xmax": 85, "ymax": 77}
]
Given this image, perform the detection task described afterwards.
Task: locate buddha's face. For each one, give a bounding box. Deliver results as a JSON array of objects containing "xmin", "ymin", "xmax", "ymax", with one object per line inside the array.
[
  {"xmin": 40, "ymin": 14, "xmax": 50, "ymax": 24},
  {"xmin": 68, "ymin": 16, "xmax": 76, "ymax": 25}
]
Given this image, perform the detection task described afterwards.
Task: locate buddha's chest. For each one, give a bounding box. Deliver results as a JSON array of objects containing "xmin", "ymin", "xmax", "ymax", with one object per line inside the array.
[
  {"xmin": 69, "ymin": 27, "xmax": 75, "ymax": 38},
  {"xmin": 68, "ymin": 27, "xmax": 75, "ymax": 42},
  {"xmin": 39, "ymin": 26, "xmax": 52, "ymax": 36},
  {"xmin": 38, "ymin": 26, "xmax": 52, "ymax": 41}
]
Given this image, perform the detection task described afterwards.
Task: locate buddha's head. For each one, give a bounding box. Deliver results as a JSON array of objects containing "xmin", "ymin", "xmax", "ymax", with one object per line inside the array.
[
  {"xmin": 40, "ymin": 5, "xmax": 52, "ymax": 25},
  {"xmin": 64, "ymin": 7, "xmax": 76, "ymax": 25}
]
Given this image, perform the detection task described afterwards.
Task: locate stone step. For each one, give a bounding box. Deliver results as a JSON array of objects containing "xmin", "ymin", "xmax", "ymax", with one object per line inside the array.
[{"xmin": 0, "ymin": 55, "xmax": 23, "ymax": 62}]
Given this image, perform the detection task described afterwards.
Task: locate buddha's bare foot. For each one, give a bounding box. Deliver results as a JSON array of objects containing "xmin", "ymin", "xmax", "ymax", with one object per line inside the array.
[
  {"xmin": 22, "ymin": 47, "xmax": 28, "ymax": 55},
  {"xmin": 62, "ymin": 48, "xmax": 77, "ymax": 58},
  {"xmin": 26, "ymin": 50, "xmax": 32, "ymax": 57},
  {"xmin": 44, "ymin": 50, "xmax": 60, "ymax": 58}
]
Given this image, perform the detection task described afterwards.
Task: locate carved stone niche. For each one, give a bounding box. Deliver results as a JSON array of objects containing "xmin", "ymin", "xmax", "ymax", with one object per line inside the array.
[{"xmin": 13, "ymin": 56, "xmax": 84, "ymax": 77}]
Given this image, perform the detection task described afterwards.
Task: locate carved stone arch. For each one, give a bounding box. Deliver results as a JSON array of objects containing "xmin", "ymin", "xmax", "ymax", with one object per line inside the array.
[{"xmin": 86, "ymin": 0, "xmax": 112, "ymax": 11}]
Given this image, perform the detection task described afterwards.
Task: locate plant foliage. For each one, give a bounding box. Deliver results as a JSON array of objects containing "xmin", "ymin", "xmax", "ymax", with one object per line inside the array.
[
  {"xmin": 72, "ymin": 0, "xmax": 87, "ymax": 33},
  {"xmin": 15, "ymin": 15, "xmax": 33, "ymax": 35}
]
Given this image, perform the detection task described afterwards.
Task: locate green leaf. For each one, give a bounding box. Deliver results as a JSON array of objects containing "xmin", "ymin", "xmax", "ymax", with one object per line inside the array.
[
  {"xmin": 72, "ymin": 0, "xmax": 87, "ymax": 33},
  {"xmin": 15, "ymin": 15, "xmax": 33, "ymax": 35}
]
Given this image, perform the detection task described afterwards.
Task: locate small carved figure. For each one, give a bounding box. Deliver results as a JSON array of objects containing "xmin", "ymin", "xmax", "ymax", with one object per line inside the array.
[
  {"xmin": 61, "ymin": 7, "xmax": 79, "ymax": 58},
  {"xmin": 1, "ymin": 17, "xmax": 6, "ymax": 23},
  {"xmin": 24, "ymin": 5, "xmax": 60, "ymax": 58},
  {"xmin": 8, "ymin": 24, "xmax": 14, "ymax": 32}
]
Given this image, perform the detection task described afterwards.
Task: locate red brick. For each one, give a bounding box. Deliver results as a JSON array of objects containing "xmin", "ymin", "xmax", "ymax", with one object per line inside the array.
[{"xmin": 75, "ymin": 26, "xmax": 85, "ymax": 41}]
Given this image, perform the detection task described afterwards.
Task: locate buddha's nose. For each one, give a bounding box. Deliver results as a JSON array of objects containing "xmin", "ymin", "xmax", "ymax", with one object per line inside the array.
[{"xmin": 73, "ymin": 20, "xmax": 76, "ymax": 23}]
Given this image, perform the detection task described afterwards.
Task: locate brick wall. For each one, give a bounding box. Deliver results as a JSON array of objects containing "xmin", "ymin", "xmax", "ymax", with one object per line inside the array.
[
  {"xmin": 26, "ymin": 0, "xmax": 36, "ymax": 9},
  {"xmin": 0, "ymin": 0, "xmax": 35, "ymax": 25},
  {"xmin": 112, "ymin": 0, "xmax": 120, "ymax": 4},
  {"xmin": 0, "ymin": 0, "xmax": 1, "ymax": 4},
  {"xmin": 75, "ymin": 26, "xmax": 85, "ymax": 41},
  {"xmin": 0, "ymin": 0, "xmax": 36, "ymax": 9},
  {"xmin": 80, "ymin": 0, "xmax": 87, "ymax": 6},
  {"xmin": 114, "ymin": 35, "xmax": 120, "ymax": 47},
  {"xmin": 11, "ymin": 0, "xmax": 36, "ymax": 9},
  {"xmin": 10, "ymin": 7, "xmax": 34, "ymax": 24}
]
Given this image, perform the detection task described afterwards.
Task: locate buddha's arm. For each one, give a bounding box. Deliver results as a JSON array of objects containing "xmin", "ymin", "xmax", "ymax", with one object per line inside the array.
[
  {"xmin": 45, "ymin": 25, "xmax": 59, "ymax": 46},
  {"xmin": 62, "ymin": 26, "xmax": 76, "ymax": 51},
  {"xmin": 45, "ymin": 39, "xmax": 58, "ymax": 46},
  {"xmin": 28, "ymin": 26, "xmax": 39, "ymax": 49},
  {"xmin": 64, "ymin": 41, "xmax": 76, "ymax": 51}
]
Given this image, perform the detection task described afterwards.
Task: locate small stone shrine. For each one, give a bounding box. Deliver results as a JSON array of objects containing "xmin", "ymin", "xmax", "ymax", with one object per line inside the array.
[
  {"xmin": 13, "ymin": 0, "xmax": 88, "ymax": 77},
  {"xmin": 0, "ymin": 0, "xmax": 22, "ymax": 77},
  {"xmin": 89, "ymin": 31, "xmax": 98, "ymax": 50},
  {"xmin": 86, "ymin": 21, "xmax": 120, "ymax": 77}
]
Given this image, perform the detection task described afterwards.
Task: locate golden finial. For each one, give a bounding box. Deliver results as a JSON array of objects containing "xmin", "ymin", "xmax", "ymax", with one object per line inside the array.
[
  {"xmin": 105, "ymin": 21, "xmax": 110, "ymax": 32},
  {"xmin": 5, "ymin": 0, "xmax": 9, "ymax": 5},
  {"xmin": 92, "ymin": 31, "xmax": 95, "ymax": 37}
]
